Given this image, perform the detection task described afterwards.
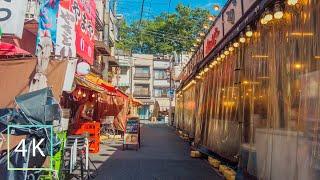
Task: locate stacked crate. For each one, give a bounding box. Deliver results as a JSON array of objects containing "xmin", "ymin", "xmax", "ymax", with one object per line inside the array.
[{"xmin": 71, "ymin": 121, "xmax": 101, "ymax": 153}]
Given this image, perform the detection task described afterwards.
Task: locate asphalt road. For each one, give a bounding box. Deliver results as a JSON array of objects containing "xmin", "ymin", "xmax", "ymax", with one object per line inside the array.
[{"xmin": 92, "ymin": 123, "xmax": 223, "ymax": 180}]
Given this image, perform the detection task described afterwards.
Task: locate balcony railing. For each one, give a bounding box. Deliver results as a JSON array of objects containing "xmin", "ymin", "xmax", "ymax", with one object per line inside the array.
[{"xmin": 134, "ymin": 73, "xmax": 150, "ymax": 79}]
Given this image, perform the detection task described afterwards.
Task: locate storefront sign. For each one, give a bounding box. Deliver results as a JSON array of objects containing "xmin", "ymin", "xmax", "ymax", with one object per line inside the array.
[
  {"xmin": 124, "ymin": 119, "xmax": 140, "ymax": 145},
  {"xmin": 204, "ymin": 18, "xmax": 223, "ymax": 57},
  {"xmin": 223, "ymin": 0, "xmax": 243, "ymax": 35},
  {"xmin": 181, "ymin": 0, "xmax": 260, "ymax": 81},
  {"xmin": 55, "ymin": 4, "xmax": 76, "ymax": 58},
  {"xmin": 37, "ymin": 0, "xmax": 60, "ymax": 47},
  {"xmin": 71, "ymin": 0, "xmax": 96, "ymax": 64},
  {"xmin": 0, "ymin": 0, "xmax": 28, "ymax": 38}
]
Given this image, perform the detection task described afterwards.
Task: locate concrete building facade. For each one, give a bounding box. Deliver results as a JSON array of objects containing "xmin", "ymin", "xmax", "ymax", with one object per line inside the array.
[
  {"xmin": 153, "ymin": 54, "xmax": 171, "ymax": 112},
  {"xmin": 114, "ymin": 53, "xmax": 180, "ymax": 120},
  {"xmin": 132, "ymin": 54, "xmax": 154, "ymax": 120}
]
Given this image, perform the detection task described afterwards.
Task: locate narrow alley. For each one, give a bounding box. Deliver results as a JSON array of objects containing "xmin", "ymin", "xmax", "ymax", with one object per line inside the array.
[{"xmin": 91, "ymin": 123, "xmax": 222, "ymax": 180}]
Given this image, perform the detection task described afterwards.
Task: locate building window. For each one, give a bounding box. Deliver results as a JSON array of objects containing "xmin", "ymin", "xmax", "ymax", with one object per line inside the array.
[
  {"xmin": 154, "ymin": 88, "xmax": 168, "ymax": 98},
  {"xmin": 120, "ymin": 67, "xmax": 127, "ymax": 75},
  {"xmin": 135, "ymin": 66, "xmax": 150, "ymax": 78},
  {"xmin": 134, "ymin": 84, "xmax": 150, "ymax": 97},
  {"xmin": 154, "ymin": 69, "xmax": 167, "ymax": 80}
]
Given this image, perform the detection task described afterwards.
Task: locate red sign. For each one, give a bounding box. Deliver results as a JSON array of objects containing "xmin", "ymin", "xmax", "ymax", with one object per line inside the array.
[
  {"xmin": 71, "ymin": 0, "xmax": 96, "ymax": 64},
  {"xmin": 204, "ymin": 27, "xmax": 221, "ymax": 57}
]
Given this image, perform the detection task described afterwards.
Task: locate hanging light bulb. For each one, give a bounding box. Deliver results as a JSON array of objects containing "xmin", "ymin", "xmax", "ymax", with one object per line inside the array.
[
  {"xmin": 260, "ymin": 12, "xmax": 268, "ymax": 25},
  {"xmin": 245, "ymin": 25, "xmax": 253, "ymax": 37},
  {"xmin": 224, "ymin": 48, "xmax": 230, "ymax": 56},
  {"xmin": 92, "ymin": 93, "xmax": 96, "ymax": 98},
  {"xmin": 233, "ymin": 41, "xmax": 240, "ymax": 48},
  {"xmin": 239, "ymin": 32, "xmax": 246, "ymax": 43},
  {"xmin": 213, "ymin": 4, "xmax": 220, "ymax": 11},
  {"xmin": 196, "ymin": 37, "xmax": 201, "ymax": 42},
  {"xmin": 77, "ymin": 89, "xmax": 82, "ymax": 95},
  {"xmin": 199, "ymin": 32, "xmax": 205, "ymax": 37},
  {"xmin": 264, "ymin": 8, "xmax": 273, "ymax": 22},
  {"xmin": 83, "ymin": 93, "xmax": 86, "ymax": 97},
  {"xmin": 208, "ymin": 15, "xmax": 215, "ymax": 21},
  {"xmin": 229, "ymin": 43, "xmax": 235, "ymax": 52},
  {"xmin": 287, "ymin": 0, "xmax": 298, "ymax": 5},
  {"xmin": 193, "ymin": 43, "xmax": 198, "ymax": 47},
  {"xmin": 203, "ymin": 24, "xmax": 209, "ymax": 29},
  {"xmin": 274, "ymin": 2, "xmax": 284, "ymax": 19},
  {"xmin": 260, "ymin": 17, "xmax": 268, "ymax": 25}
]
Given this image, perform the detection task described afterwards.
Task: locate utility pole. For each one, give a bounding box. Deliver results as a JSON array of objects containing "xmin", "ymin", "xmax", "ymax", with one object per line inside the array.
[{"xmin": 168, "ymin": 52, "xmax": 176, "ymax": 126}]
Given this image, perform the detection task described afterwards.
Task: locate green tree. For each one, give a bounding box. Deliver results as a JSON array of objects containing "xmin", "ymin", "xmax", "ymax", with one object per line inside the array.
[{"xmin": 116, "ymin": 3, "xmax": 210, "ymax": 54}]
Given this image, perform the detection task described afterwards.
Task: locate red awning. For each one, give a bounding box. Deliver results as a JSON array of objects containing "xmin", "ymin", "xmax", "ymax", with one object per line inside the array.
[{"xmin": 0, "ymin": 42, "xmax": 31, "ymax": 56}]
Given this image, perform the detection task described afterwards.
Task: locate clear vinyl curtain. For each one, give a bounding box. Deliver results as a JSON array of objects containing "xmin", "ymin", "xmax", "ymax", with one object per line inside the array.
[{"xmin": 175, "ymin": 0, "xmax": 320, "ymax": 179}]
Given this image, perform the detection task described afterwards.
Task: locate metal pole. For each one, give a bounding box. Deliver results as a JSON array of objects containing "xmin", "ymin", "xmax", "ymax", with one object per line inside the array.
[{"xmin": 168, "ymin": 54, "xmax": 173, "ymax": 126}]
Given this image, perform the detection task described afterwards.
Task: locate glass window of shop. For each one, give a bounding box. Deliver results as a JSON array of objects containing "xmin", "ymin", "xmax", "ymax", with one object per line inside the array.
[{"xmin": 175, "ymin": 1, "xmax": 320, "ymax": 179}]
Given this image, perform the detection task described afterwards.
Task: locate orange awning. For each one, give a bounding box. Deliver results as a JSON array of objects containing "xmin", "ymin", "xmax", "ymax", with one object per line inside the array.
[{"xmin": 83, "ymin": 73, "xmax": 117, "ymax": 93}]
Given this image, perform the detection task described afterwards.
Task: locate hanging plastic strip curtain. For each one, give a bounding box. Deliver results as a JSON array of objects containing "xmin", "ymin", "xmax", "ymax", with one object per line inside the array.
[{"xmin": 175, "ymin": 0, "xmax": 320, "ymax": 179}]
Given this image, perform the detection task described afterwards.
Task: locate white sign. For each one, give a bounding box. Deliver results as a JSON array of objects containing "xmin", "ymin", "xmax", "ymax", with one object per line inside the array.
[
  {"xmin": 0, "ymin": 0, "xmax": 28, "ymax": 38},
  {"xmin": 55, "ymin": 5, "xmax": 76, "ymax": 58},
  {"xmin": 63, "ymin": 59, "xmax": 77, "ymax": 91}
]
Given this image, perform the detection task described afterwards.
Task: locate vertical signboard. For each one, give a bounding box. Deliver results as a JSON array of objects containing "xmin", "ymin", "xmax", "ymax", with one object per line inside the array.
[
  {"xmin": 204, "ymin": 17, "xmax": 223, "ymax": 57},
  {"xmin": 123, "ymin": 117, "xmax": 140, "ymax": 150},
  {"xmin": 223, "ymin": 0, "xmax": 243, "ymax": 35},
  {"xmin": 71, "ymin": 0, "xmax": 96, "ymax": 65},
  {"xmin": 37, "ymin": 0, "xmax": 60, "ymax": 47},
  {"xmin": 55, "ymin": 3, "xmax": 76, "ymax": 58},
  {"xmin": 0, "ymin": 0, "xmax": 28, "ymax": 38}
]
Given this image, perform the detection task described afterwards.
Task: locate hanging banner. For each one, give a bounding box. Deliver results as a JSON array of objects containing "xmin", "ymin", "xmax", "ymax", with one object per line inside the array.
[
  {"xmin": 71, "ymin": 0, "xmax": 96, "ymax": 65},
  {"xmin": 55, "ymin": 4, "xmax": 76, "ymax": 58},
  {"xmin": 0, "ymin": 0, "xmax": 28, "ymax": 38},
  {"xmin": 36, "ymin": 0, "xmax": 60, "ymax": 50}
]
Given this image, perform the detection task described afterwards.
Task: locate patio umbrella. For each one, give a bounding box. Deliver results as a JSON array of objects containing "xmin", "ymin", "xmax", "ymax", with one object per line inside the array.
[{"xmin": 0, "ymin": 42, "xmax": 31, "ymax": 56}]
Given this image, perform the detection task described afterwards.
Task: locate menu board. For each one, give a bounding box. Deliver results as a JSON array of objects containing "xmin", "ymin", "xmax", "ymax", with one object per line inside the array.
[{"xmin": 124, "ymin": 119, "xmax": 140, "ymax": 146}]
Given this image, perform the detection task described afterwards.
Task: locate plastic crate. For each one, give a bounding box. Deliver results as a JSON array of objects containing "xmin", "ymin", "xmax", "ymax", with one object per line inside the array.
[{"xmin": 71, "ymin": 121, "xmax": 101, "ymax": 153}]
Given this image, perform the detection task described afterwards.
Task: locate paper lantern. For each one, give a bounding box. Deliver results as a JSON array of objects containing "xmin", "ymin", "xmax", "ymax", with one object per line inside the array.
[{"xmin": 77, "ymin": 62, "xmax": 90, "ymax": 75}]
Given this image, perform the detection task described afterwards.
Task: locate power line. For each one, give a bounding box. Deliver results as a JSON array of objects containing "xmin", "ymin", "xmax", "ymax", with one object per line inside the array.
[
  {"xmin": 143, "ymin": 29, "xmax": 193, "ymax": 41},
  {"xmin": 139, "ymin": 0, "xmax": 145, "ymax": 26}
]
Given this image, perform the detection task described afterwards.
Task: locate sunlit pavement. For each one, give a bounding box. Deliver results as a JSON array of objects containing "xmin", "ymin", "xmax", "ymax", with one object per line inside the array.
[{"xmin": 90, "ymin": 123, "xmax": 222, "ymax": 180}]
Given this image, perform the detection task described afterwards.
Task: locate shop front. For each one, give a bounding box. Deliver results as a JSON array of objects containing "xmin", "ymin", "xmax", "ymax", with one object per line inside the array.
[{"xmin": 175, "ymin": 0, "xmax": 320, "ymax": 179}]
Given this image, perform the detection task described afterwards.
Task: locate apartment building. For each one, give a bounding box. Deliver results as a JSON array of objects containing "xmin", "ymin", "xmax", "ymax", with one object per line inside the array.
[
  {"xmin": 113, "ymin": 50, "xmax": 132, "ymax": 94},
  {"xmin": 132, "ymin": 54, "xmax": 154, "ymax": 120},
  {"xmin": 114, "ymin": 53, "xmax": 179, "ymax": 120},
  {"xmin": 153, "ymin": 54, "xmax": 171, "ymax": 112}
]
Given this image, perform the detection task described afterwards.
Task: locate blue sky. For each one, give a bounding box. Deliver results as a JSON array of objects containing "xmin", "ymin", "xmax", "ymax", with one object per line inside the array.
[{"xmin": 114, "ymin": 0, "xmax": 227, "ymax": 23}]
